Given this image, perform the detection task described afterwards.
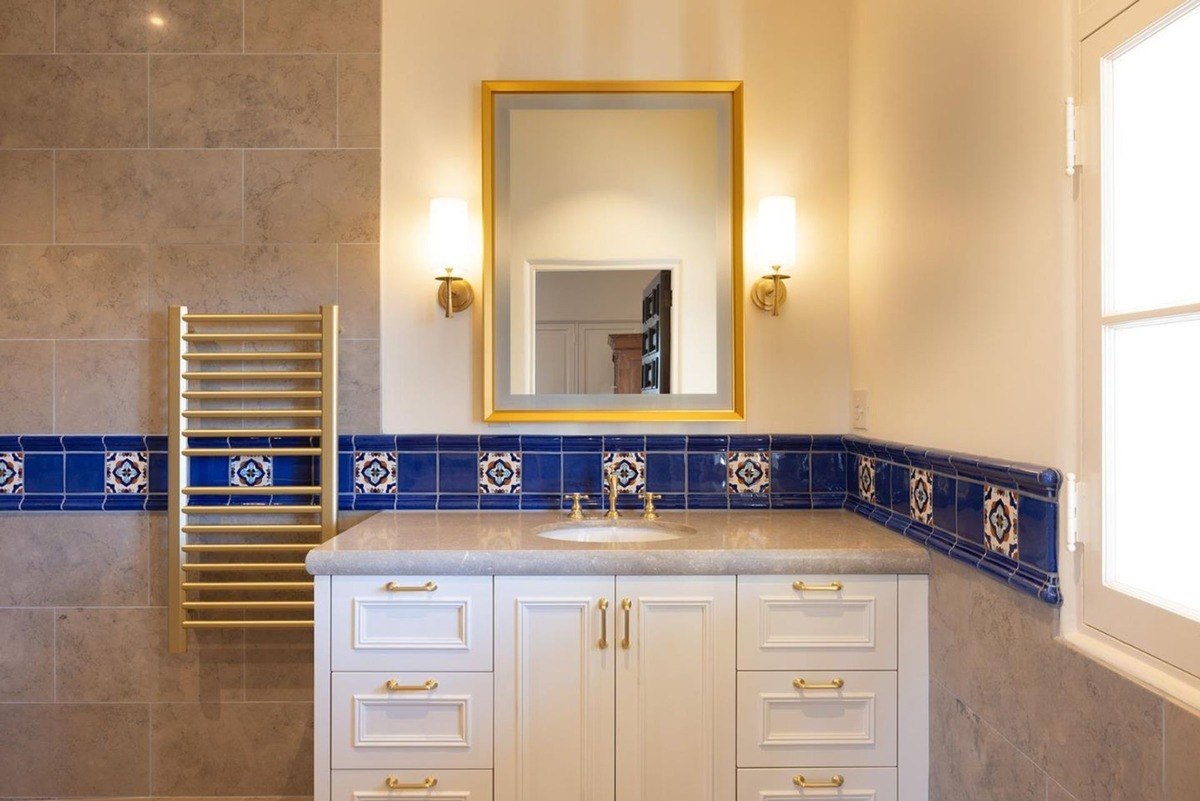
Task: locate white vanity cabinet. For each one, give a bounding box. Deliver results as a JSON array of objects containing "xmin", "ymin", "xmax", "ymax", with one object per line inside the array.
[{"xmin": 314, "ymin": 572, "xmax": 927, "ymax": 801}]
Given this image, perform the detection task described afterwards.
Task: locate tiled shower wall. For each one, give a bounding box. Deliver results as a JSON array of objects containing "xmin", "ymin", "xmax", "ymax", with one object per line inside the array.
[{"xmin": 0, "ymin": 0, "xmax": 380, "ymax": 797}]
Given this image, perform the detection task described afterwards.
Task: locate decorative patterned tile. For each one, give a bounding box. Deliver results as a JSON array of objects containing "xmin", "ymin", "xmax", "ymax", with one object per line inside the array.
[
  {"xmin": 728, "ymin": 451, "xmax": 770, "ymax": 494},
  {"xmin": 353, "ymin": 451, "xmax": 396, "ymax": 494},
  {"xmin": 603, "ymin": 452, "xmax": 646, "ymax": 494},
  {"xmin": 856, "ymin": 455, "xmax": 876, "ymax": 502},
  {"xmin": 910, "ymin": 467, "xmax": 933, "ymax": 524},
  {"xmin": 478, "ymin": 452, "xmax": 521, "ymax": 494},
  {"xmin": 983, "ymin": 484, "xmax": 1020, "ymax": 559},
  {"xmin": 0, "ymin": 452, "xmax": 24, "ymax": 493},
  {"xmin": 229, "ymin": 455, "xmax": 273, "ymax": 487},
  {"xmin": 104, "ymin": 451, "xmax": 148, "ymax": 494}
]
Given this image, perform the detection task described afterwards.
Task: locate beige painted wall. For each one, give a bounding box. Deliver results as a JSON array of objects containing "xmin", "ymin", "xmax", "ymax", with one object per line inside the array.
[{"xmin": 380, "ymin": 0, "xmax": 852, "ymax": 433}]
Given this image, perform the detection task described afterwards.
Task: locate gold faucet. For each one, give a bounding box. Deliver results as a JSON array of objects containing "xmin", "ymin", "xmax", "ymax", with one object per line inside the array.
[
  {"xmin": 639, "ymin": 491, "xmax": 662, "ymax": 520},
  {"xmin": 566, "ymin": 492, "xmax": 590, "ymax": 520},
  {"xmin": 605, "ymin": 472, "xmax": 621, "ymax": 519}
]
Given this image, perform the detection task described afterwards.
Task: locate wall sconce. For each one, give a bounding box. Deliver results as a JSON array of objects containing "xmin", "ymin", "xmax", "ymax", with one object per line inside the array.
[
  {"xmin": 428, "ymin": 197, "xmax": 474, "ymax": 319},
  {"xmin": 751, "ymin": 195, "xmax": 796, "ymax": 317}
]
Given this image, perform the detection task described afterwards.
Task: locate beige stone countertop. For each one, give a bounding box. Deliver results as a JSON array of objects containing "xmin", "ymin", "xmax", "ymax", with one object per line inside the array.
[{"xmin": 305, "ymin": 509, "xmax": 930, "ymax": 576}]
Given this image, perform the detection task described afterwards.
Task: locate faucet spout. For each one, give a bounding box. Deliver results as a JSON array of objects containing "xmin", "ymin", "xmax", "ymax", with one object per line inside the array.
[{"xmin": 605, "ymin": 472, "xmax": 621, "ymax": 519}]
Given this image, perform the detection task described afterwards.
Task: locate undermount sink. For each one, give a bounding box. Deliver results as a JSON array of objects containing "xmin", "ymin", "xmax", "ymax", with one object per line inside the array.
[{"xmin": 535, "ymin": 519, "xmax": 696, "ymax": 543}]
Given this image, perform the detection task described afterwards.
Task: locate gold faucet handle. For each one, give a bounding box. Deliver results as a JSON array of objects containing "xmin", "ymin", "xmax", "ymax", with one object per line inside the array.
[
  {"xmin": 639, "ymin": 491, "xmax": 662, "ymax": 519},
  {"xmin": 566, "ymin": 492, "xmax": 591, "ymax": 520}
]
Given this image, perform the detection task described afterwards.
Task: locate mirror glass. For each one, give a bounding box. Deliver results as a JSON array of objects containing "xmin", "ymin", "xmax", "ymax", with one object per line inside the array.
[{"xmin": 485, "ymin": 82, "xmax": 744, "ymax": 421}]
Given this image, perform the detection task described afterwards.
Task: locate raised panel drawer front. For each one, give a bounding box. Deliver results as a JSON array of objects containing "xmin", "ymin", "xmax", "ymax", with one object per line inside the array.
[
  {"xmin": 737, "ymin": 575, "xmax": 898, "ymax": 671},
  {"xmin": 736, "ymin": 768, "xmax": 898, "ymax": 801},
  {"xmin": 737, "ymin": 671, "xmax": 897, "ymax": 768},
  {"xmin": 331, "ymin": 769, "xmax": 492, "ymax": 800},
  {"xmin": 331, "ymin": 576, "xmax": 492, "ymax": 672},
  {"xmin": 331, "ymin": 672, "xmax": 494, "ymax": 769}
]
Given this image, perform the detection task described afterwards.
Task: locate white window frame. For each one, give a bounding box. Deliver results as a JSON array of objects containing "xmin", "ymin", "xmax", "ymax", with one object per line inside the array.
[{"xmin": 1074, "ymin": 0, "xmax": 1200, "ymax": 710}]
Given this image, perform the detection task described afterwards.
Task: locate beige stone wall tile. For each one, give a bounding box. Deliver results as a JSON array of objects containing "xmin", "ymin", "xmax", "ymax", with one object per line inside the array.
[
  {"xmin": 0, "ymin": 609, "xmax": 54, "ymax": 701},
  {"xmin": 244, "ymin": 0, "xmax": 379, "ymax": 52},
  {"xmin": 0, "ymin": 151, "xmax": 53, "ymax": 242},
  {"xmin": 0, "ymin": 0, "xmax": 53, "ymax": 52},
  {"xmin": 0, "ymin": 514, "xmax": 149, "ymax": 606},
  {"xmin": 245, "ymin": 149, "xmax": 380, "ymax": 243},
  {"xmin": 1165, "ymin": 701, "xmax": 1200, "ymax": 801},
  {"xmin": 0, "ymin": 245, "xmax": 150, "ymax": 339},
  {"xmin": 150, "ymin": 55, "xmax": 337, "ymax": 148},
  {"xmin": 0, "ymin": 340, "xmax": 54, "ymax": 433},
  {"xmin": 337, "ymin": 338, "xmax": 379, "ymax": 432},
  {"xmin": 56, "ymin": 607, "xmax": 243, "ymax": 702},
  {"xmin": 56, "ymin": 150, "xmax": 242, "ymax": 244},
  {"xmin": 244, "ymin": 628, "xmax": 313, "ymax": 702},
  {"xmin": 56, "ymin": 0, "xmax": 243, "ymax": 52},
  {"xmin": 55, "ymin": 339, "xmax": 166, "ymax": 433},
  {"xmin": 0, "ymin": 703, "xmax": 150, "ymax": 797},
  {"xmin": 337, "ymin": 53, "xmax": 379, "ymax": 147},
  {"xmin": 0, "ymin": 55, "xmax": 146, "ymax": 147},
  {"xmin": 336, "ymin": 243, "xmax": 378, "ymax": 338},
  {"xmin": 150, "ymin": 702, "xmax": 313, "ymax": 796}
]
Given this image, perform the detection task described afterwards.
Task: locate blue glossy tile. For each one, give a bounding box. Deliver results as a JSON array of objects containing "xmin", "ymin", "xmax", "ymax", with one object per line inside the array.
[
  {"xmin": 337, "ymin": 452, "xmax": 353, "ymax": 493},
  {"xmin": 480, "ymin": 494, "xmax": 521, "ymax": 510},
  {"xmin": 811, "ymin": 452, "xmax": 846, "ymax": 493},
  {"xmin": 687, "ymin": 435, "xmax": 728, "ymax": 452},
  {"xmin": 353, "ymin": 435, "xmax": 396, "ymax": 451},
  {"xmin": 480, "ymin": 435, "xmax": 520, "ymax": 451},
  {"xmin": 932, "ymin": 474, "xmax": 957, "ymax": 532},
  {"xmin": 0, "ymin": 495, "xmax": 21, "ymax": 510},
  {"xmin": 273, "ymin": 455, "xmax": 314, "ymax": 486},
  {"xmin": 227, "ymin": 436, "xmax": 269, "ymax": 449},
  {"xmin": 338, "ymin": 492, "xmax": 354, "ymax": 510},
  {"xmin": 63, "ymin": 495, "xmax": 105, "ymax": 511},
  {"xmin": 1039, "ymin": 577, "xmax": 1062, "ymax": 605},
  {"xmin": 395, "ymin": 494, "xmax": 438, "ymax": 510},
  {"xmin": 645, "ymin": 435, "xmax": 687, "ymax": 451},
  {"xmin": 438, "ymin": 453, "xmax": 478, "ymax": 493},
  {"xmin": 562, "ymin": 436, "xmax": 603, "ymax": 452},
  {"xmin": 101, "ymin": 494, "xmax": 143, "ymax": 511},
  {"xmin": 148, "ymin": 452, "xmax": 168, "ymax": 493},
  {"xmin": 730, "ymin": 492, "xmax": 769, "ymax": 509},
  {"xmin": 145, "ymin": 435, "xmax": 168, "ymax": 452},
  {"xmin": 21, "ymin": 436, "xmax": 63, "ymax": 452},
  {"xmin": 562, "ymin": 452, "xmax": 602, "ymax": 492},
  {"xmin": 604, "ymin": 435, "xmax": 645, "ymax": 452},
  {"xmin": 978, "ymin": 550, "xmax": 1019, "ymax": 582},
  {"xmin": 354, "ymin": 494, "xmax": 397, "ymax": 510},
  {"xmin": 905, "ymin": 521, "xmax": 934, "ymax": 545},
  {"xmin": 770, "ymin": 452, "xmax": 810, "ymax": 493},
  {"xmin": 1010, "ymin": 563, "xmax": 1050, "ymax": 597},
  {"xmin": 145, "ymin": 494, "xmax": 167, "ymax": 511},
  {"xmin": 62, "ymin": 436, "xmax": 106, "ymax": 452},
  {"xmin": 955, "ymin": 480, "xmax": 985, "ymax": 544},
  {"xmin": 338, "ymin": 434, "xmax": 354, "ymax": 450},
  {"xmin": 873, "ymin": 462, "xmax": 891, "ymax": 507},
  {"xmin": 104, "ymin": 436, "xmax": 146, "ymax": 451},
  {"xmin": 728, "ymin": 435, "xmax": 769, "ymax": 451},
  {"xmin": 395, "ymin": 435, "xmax": 439, "ymax": 451},
  {"xmin": 811, "ymin": 435, "xmax": 844, "ymax": 451},
  {"xmin": 438, "ymin": 494, "xmax": 479, "ymax": 510},
  {"xmin": 22, "ymin": 493, "xmax": 64, "ymax": 510},
  {"xmin": 771, "ymin": 493, "xmax": 814, "ymax": 509},
  {"xmin": 811, "ymin": 492, "xmax": 845, "ymax": 509},
  {"xmin": 437, "ymin": 435, "xmax": 479, "ymax": 452},
  {"xmin": 1017, "ymin": 495, "xmax": 1058, "ymax": 572},
  {"xmin": 521, "ymin": 493, "xmax": 564, "ymax": 511},
  {"xmin": 65, "ymin": 453, "xmax": 105, "ymax": 493},
  {"xmin": 23, "ymin": 453, "xmax": 63, "ymax": 493},
  {"xmin": 770, "ymin": 435, "xmax": 812, "ymax": 451},
  {"xmin": 687, "ymin": 452, "xmax": 727, "ymax": 493},
  {"xmin": 188, "ymin": 456, "xmax": 226, "ymax": 488},
  {"xmin": 883, "ymin": 463, "xmax": 909, "ymax": 514},
  {"xmin": 521, "ymin": 435, "xmax": 562, "ymax": 452},
  {"xmin": 687, "ymin": 493, "xmax": 729, "ymax": 509},
  {"xmin": 0, "ymin": 436, "xmax": 20, "ymax": 451},
  {"xmin": 951, "ymin": 536, "xmax": 987, "ymax": 564},
  {"xmin": 396, "ymin": 453, "xmax": 437, "ymax": 493},
  {"xmin": 523, "ymin": 453, "xmax": 562, "ymax": 494},
  {"xmin": 646, "ymin": 453, "xmax": 686, "ymax": 493},
  {"xmin": 655, "ymin": 493, "xmax": 686, "ymax": 510}
]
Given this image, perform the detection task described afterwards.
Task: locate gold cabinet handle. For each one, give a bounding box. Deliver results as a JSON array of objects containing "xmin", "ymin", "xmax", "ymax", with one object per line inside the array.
[
  {"xmin": 792, "ymin": 579, "xmax": 843, "ymax": 592},
  {"xmin": 386, "ymin": 776, "xmax": 438, "ymax": 790},
  {"xmin": 620, "ymin": 598, "xmax": 632, "ymax": 650},
  {"xmin": 385, "ymin": 678, "xmax": 439, "ymax": 691},
  {"xmin": 385, "ymin": 580, "xmax": 438, "ymax": 592},
  {"xmin": 598, "ymin": 597, "xmax": 609, "ymax": 649},
  {"xmin": 793, "ymin": 677, "xmax": 845, "ymax": 690},
  {"xmin": 793, "ymin": 774, "xmax": 844, "ymax": 789}
]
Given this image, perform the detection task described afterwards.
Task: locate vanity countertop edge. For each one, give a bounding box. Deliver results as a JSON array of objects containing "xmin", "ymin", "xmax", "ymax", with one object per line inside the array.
[{"xmin": 306, "ymin": 509, "xmax": 930, "ymax": 576}]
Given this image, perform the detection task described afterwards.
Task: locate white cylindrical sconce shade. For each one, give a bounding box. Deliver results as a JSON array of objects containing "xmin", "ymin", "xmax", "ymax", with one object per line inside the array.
[
  {"xmin": 428, "ymin": 197, "xmax": 469, "ymax": 273},
  {"xmin": 757, "ymin": 195, "xmax": 797, "ymax": 269}
]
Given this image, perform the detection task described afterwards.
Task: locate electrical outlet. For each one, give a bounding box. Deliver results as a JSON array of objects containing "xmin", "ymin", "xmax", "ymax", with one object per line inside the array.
[{"xmin": 852, "ymin": 389, "xmax": 869, "ymax": 430}]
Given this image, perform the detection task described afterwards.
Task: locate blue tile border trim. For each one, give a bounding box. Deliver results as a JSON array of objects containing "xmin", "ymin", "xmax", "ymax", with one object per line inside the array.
[{"xmin": 0, "ymin": 432, "xmax": 1061, "ymax": 605}]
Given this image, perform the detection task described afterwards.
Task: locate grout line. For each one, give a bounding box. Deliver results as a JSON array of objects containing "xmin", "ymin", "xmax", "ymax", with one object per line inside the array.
[
  {"xmin": 335, "ymin": 53, "xmax": 341, "ymax": 147},
  {"xmin": 240, "ymin": 149, "xmax": 246, "ymax": 244},
  {"xmin": 50, "ymin": 340, "xmax": 57, "ymax": 432},
  {"xmin": 50, "ymin": 149, "xmax": 57, "ymax": 243},
  {"xmin": 51, "ymin": 606, "xmax": 58, "ymax": 702}
]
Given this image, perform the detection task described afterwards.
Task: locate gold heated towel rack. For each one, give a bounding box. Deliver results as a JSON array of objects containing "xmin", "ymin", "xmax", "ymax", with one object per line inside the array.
[{"xmin": 167, "ymin": 306, "xmax": 338, "ymax": 653}]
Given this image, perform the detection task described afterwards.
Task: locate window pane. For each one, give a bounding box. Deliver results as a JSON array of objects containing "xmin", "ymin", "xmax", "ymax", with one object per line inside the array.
[
  {"xmin": 1106, "ymin": 315, "xmax": 1200, "ymax": 621},
  {"xmin": 1107, "ymin": 3, "xmax": 1200, "ymax": 314}
]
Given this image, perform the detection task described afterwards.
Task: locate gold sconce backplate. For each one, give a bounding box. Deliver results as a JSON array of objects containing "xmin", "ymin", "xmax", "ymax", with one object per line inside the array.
[
  {"xmin": 751, "ymin": 274, "xmax": 789, "ymax": 315},
  {"xmin": 436, "ymin": 275, "xmax": 475, "ymax": 317}
]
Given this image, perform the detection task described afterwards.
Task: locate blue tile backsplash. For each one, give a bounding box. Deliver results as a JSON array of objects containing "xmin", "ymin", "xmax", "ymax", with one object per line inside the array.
[{"xmin": 0, "ymin": 431, "xmax": 1062, "ymax": 604}]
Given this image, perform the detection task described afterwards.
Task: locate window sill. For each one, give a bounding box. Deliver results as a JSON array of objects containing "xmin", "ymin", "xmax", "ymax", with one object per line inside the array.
[{"xmin": 1059, "ymin": 625, "xmax": 1200, "ymax": 714}]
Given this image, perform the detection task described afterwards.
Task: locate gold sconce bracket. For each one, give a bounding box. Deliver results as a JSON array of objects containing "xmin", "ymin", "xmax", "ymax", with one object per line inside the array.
[
  {"xmin": 751, "ymin": 267, "xmax": 790, "ymax": 316},
  {"xmin": 436, "ymin": 269, "xmax": 474, "ymax": 318}
]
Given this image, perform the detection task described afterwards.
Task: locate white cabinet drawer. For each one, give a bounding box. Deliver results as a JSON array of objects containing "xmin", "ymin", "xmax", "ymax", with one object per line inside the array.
[
  {"xmin": 737, "ymin": 767, "xmax": 897, "ymax": 800},
  {"xmin": 737, "ymin": 671, "xmax": 897, "ymax": 768},
  {"xmin": 331, "ymin": 672, "xmax": 493, "ymax": 769},
  {"xmin": 332, "ymin": 576, "xmax": 492, "ymax": 672},
  {"xmin": 331, "ymin": 769, "xmax": 492, "ymax": 800},
  {"xmin": 737, "ymin": 575, "xmax": 897, "ymax": 670}
]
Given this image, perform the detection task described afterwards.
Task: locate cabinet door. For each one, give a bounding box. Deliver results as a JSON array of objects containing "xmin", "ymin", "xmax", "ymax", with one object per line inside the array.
[
  {"xmin": 494, "ymin": 576, "xmax": 616, "ymax": 801},
  {"xmin": 615, "ymin": 576, "xmax": 736, "ymax": 801}
]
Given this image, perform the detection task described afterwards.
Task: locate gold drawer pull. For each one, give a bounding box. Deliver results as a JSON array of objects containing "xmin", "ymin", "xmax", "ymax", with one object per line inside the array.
[
  {"xmin": 793, "ymin": 774, "xmax": 844, "ymax": 789},
  {"xmin": 792, "ymin": 580, "xmax": 843, "ymax": 592},
  {"xmin": 620, "ymin": 598, "xmax": 632, "ymax": 650},
  {"xmin": 598, "ymin": 598, "xmax": 609, "ymax": 650},
  {"xmin": 386, "ymin": 776, "xmax": 438, "ymax": 790},
  {"xmin": 385, "ymin": 679, "xmax": 439, "ymax": 692},
  {"xmin": 793, "ymin": 677, "xmax": 845, "ymax": 690},
  {"xmin": 385, "ymin": 580, "xmax": 438, "ymax": 592}
]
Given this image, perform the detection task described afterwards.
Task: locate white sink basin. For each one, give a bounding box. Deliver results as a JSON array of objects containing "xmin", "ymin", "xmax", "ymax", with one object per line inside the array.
[{"xmin": 535, "ymin": 519, "xmax": 695, "ymax": 543}]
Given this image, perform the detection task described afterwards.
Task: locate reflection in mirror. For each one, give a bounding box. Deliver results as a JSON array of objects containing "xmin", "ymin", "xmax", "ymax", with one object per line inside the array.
[{"xmin": 485, "ymin": 82, "xmax": 744, "ymax": 421}]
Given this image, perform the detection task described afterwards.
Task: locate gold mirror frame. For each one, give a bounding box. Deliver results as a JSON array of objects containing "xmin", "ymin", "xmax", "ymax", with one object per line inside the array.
[{"xmin": 482, "ymin": 80, "xmax": 745, "ymax": 422}]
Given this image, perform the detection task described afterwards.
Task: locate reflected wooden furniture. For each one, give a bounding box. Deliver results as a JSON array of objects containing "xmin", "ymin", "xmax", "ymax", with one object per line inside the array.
[{"xmin": 609, "ymin": 333, "xmax": 642, "ymax": 394}]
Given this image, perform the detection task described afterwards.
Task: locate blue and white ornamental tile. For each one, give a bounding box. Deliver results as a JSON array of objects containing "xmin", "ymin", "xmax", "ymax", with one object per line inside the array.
[
  {"xmin": 479, "ymin": 452, "xmax": 522, "ymax": 494},
  {"xmin": 909, "ymin": 467, "xmax": 934, "ymax": 524},
  {"xmin": 230, "ymin": 455, "xmax": 273, "ymax": 487},
  {"xmin": 728, "ymin": 451, "xmax": 770, "ymax": 494},
  {"xmin": 983, "ymin": 484, "xmax": 1020, "ymax": 559},
  {"xmin": 0, "ymin": 452, "xmax": 24, "ymax": 494},
  {"xmin": 603, "ymin": 451, "xmax": 646, "ymax": 494},
  {"xmin": 105, "ymin": 451, "xmax": 149, "ymax": 494},
  {"xmin": 354, "ymin": 451, "xmax": 398, "ymax": 494}
]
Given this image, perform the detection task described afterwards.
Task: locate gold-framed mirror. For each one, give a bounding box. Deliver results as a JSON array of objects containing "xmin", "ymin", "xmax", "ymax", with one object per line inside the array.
[{"xmin": 482, "ymin": 80, "xmax": 745, "ymax": 422}]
